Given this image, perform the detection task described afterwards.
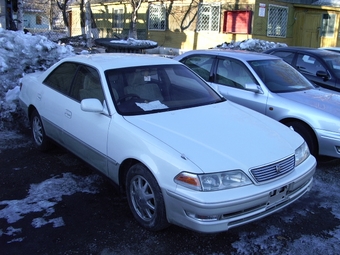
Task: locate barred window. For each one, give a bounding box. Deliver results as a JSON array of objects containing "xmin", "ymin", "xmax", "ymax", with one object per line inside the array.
[
  {"xmin": 197, "ymin": 3, "xmax": 221, "ymax": 32},
  {"xmin": 267, "ymin": 5, "xmax": 288, "ymax": 38},
  {"xmin": 112, "ymin": 8, "xmax": 123, "ymax": 28},
  {"xmin": 148, "ymin": 4, "xmax": 166, "ymax": 31}
]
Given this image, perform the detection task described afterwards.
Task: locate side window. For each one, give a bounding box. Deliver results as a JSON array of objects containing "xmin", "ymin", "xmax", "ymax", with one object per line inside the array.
[
  {"xmin": 271, "ymin": 51, "xmax": 295, "ymax": 65},
  {"xmin": 180, "ymin": 55, "xmax": 214, "ymax": 81},
  {"xmin": 43, "ymin": 62, "xmax": 78, "ymax": 95},
  {"xmin": 296, "ymin": 54, "xmax": 326, "ymax": 76},
  {"xmin": 216, "ymin": 59, "xmax": 239, "ymax": 88},
  {"xmin": 77, "ymin": 66, "xmax": 105, "ymax": 103},
  {"xmin": 217, "ymin": 59, "xmax": 257, "ymax": 89}
]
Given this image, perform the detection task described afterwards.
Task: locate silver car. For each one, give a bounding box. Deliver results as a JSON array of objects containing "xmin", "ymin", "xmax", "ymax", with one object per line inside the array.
[{"xmin": 174, "ymin": 49, "xmax": 340, "ymax": 159}]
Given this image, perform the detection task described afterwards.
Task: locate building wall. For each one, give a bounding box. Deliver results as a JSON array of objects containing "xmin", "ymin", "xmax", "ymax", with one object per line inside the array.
[
  {"xmin": 69, "ymin": 0, "xmax": 339, "ymax": 50},
  {"xmin": 148, "ymin": 0, "xmax": 295, "ymax": 49},
  {"xmin": 293, "ymin": 5, "xmax": 340, "ymax": 47}
]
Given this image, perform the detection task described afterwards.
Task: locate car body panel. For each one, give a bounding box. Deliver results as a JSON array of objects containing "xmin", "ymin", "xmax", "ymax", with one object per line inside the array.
[
  {"xmin": 174, "ymin": 49, "xmax": 340, "ymax": 159},
  {"xmin": 19, "ymin": 53, "xmax": 316, "ymax": 233},
  {"xmin": 124, "ymin": 101, "xmax": 300, "ymax": 173}
]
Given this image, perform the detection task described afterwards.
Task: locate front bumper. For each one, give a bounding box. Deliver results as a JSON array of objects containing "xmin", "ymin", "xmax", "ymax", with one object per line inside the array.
[
  {"xmin": 317, "ymin": 129, "xmax": 340, "ymax": 158},
  {"xmin": 163, "ymin": 156, "xmax": 316, "ymax": 233}
]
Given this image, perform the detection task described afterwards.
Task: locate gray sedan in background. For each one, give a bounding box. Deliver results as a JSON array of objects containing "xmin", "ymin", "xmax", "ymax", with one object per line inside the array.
[{"xmin": 174, "ymin": 49, "xmax": 340, "ymax": 159}]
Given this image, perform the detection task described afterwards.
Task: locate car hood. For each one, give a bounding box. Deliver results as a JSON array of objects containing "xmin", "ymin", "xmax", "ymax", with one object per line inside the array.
[
  {"xmin": 278, "ymin": 89, "xmax": 340, "ymax": 118},
  {"xmin": 124, "ymin": 101, "xmax": 302, "ymax": 173}
]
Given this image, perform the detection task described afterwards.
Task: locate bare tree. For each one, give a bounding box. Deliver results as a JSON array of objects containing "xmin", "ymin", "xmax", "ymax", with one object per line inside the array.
[
  {"xmin": 180, "ymin": 0, "xmax": 199, "ymax": 32},
  {"xmin": 129, "ymin": 0, "xmax": 143, "ymax": 39},
  {"xmin": 80, "ymin": 0, "xmax": 86, "ymax": 35},
  {"xmin": 56, "ymin": 0, "xmax": 70, "ymax": 35},
  {"xmin": 16, "ymin": 0, "xmax": 24, "ymax": 30}
]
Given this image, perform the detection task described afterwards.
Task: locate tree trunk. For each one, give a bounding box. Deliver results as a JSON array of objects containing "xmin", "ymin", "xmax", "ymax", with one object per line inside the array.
[
  {"xmin": 16, "ymin": 0, "xmax": 24, "ymax": 31},
  {"xmin": 80, "ymin": 0, "xmax": 86, "ymax": 36},
  {"xmin": 85, "ymin": 0, "xmax": 92, "ymax": 48},
  {"xmin": 57, "ymin": 0, "xmax": 70, "ymax": 36},
  {"xmin": 129, "ymin": 0, "xmax": 142, "ymax": 39}
]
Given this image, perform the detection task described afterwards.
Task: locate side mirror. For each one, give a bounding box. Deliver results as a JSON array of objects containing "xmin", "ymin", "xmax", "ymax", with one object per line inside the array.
[
  {"xmin": 81, "ymin": 98, "xmax": 104, "ymax": 113},
  {"xmin": 244, "ymin": 84, "xmax": 262, "ymax": 93},
  {"xmin": 316, "ymin": 70, "xmax": 329, "ymax": 80}
]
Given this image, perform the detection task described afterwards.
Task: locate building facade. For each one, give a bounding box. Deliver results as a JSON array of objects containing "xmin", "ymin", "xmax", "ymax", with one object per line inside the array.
[{"xmin": 69, "ymin": 0, "xmax": 340, "ymax": 50}]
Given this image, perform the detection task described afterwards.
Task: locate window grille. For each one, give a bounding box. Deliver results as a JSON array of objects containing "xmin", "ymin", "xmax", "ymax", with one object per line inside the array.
[
  {"xmin": 148, "ymin": 4, "xmax": 166, "ymax": 31},
  {"xmin": 112, "ymin": 8, "xmax": 123, "ymax": 28},
  {"xmin": 267, "ymin": 4, "xmax": 288, "ymax": 38},
  {"xmin": 197, "ymin": 3, "xmax": 221, "ymax": 32}
]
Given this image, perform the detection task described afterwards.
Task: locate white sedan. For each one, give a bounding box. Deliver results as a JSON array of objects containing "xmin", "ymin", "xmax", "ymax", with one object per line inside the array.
[{"xmin": 19, "ymin": 53, "xmax": 316, "ymax": 233}]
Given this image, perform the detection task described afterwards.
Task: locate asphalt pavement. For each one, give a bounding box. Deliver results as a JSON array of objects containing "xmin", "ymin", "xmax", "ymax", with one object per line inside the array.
[{"xmin": 1, "ymin": 128, "xmax": 340, "ymax": 255}]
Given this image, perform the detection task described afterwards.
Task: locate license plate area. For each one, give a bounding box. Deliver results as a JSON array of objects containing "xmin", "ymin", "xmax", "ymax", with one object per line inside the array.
[{"xmin": 267, "ymin": 185, "xmax": 288, "ymax": 209}]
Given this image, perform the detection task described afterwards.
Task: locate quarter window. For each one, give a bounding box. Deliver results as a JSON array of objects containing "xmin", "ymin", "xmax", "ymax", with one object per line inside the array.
[{"xmin": 197, "ymin": 3, "xmax": 221, "ymax": 32}]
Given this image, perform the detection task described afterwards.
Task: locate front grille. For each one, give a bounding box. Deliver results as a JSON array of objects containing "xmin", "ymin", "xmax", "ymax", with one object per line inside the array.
[{"xmin": 250, "ymin": 155, "xmax": 295, "ymax": 183}]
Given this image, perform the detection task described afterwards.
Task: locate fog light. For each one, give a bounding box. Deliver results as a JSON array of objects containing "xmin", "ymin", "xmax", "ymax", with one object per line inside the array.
[{"xmin": 186, "ymin": 211, "xmax": 220, "ymax": 221}]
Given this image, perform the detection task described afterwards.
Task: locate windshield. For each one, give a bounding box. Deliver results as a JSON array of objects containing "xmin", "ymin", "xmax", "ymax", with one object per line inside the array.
[
  {"xmin": 249, "ymin": 59, "xmax": 315, "ymax": 93},
  {"xmin": 105, "ymin": 64, "xmax": 224, "ymax": 115}
]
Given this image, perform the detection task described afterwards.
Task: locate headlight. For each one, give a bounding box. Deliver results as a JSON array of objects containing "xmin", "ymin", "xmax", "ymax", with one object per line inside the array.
[
  {"xmin": 295, "ymin": 141, "xmax": 310, "ymax": 166},
  {"xmin": 174, "ymin": 170, "xmax": 252, "ymax": 191}
]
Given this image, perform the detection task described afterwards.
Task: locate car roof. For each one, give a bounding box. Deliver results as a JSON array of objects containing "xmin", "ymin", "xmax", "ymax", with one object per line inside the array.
[
  {"xmin": 319, "ymin": 47, "xmax": 340, "ymax": 52},
  {"xmin": 179, "ymin": 49, "xmax": 281, "ymax": 61},
  {"xmin": 59, "ymin": 53, "xmax": 181, "ymax": 70},
  {"xmin": 265, "ymin": 46, "xmax": 337, "ymax": 57}
]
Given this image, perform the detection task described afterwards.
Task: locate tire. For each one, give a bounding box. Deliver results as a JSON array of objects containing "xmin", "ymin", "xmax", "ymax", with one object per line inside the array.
[
  {"xmin": 126, "ymin": 163, "xmax": 170, "ymax": 231},
  {"xmin": 286, "ymin": 121, "xmax": 318, "ymax": 157},
  {"xmin": 30, "ymin": 110, "xmax": 52, "ymax": 151}
]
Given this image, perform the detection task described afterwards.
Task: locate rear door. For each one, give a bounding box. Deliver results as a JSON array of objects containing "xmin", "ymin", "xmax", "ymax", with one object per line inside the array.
[{"xmin": 40, "ymin": 62, "xmax": 79, "ymax": 145}]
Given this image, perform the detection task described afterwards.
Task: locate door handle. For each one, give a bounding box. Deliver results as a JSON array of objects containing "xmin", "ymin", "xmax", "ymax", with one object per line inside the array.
[{"xmin": 64, "ymin": 109, "xmax": 72, "ymax": 119}]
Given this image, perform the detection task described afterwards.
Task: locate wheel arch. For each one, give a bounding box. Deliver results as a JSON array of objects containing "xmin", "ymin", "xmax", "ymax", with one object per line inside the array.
[
  {"xmin": 118, "ymin": 158, "xmax": 138, "ymax": 193},
  {"xmin": 280, "ymin": 117, "xmax": 319, "ymax": 155},
  {"xmin": 27, "ymin": 105, "xmax": 38, "ymax": 122}
]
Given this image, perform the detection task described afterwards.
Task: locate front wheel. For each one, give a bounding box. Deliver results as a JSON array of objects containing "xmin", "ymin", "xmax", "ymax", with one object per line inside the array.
[
  {"xmin": 30, "ymin": 110, "xmax": 52, "ymax": 151},
  {"xmin": 126, "ymin": 163, "xmax": 170, "ymax": 231}
]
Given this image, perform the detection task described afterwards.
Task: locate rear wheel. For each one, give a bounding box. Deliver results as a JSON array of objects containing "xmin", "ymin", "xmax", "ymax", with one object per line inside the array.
[
  {"xmin": 30, "ymin": 110, "xmax": 52, "ymax": 151},
  {"xmin": 126, "ymin": 163, "xmax": 169, "ymax": 231},
  {"xmin": 286, "ymin": 121, "xmax": 317, "ymax": 157}
]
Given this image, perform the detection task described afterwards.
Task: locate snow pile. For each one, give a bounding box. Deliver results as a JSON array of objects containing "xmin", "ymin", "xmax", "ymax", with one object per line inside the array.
[
  {"xmin": 110, "ymin": 37, "xmax": 158, "ymax": 47},
  {"xmin": 0, "ymin": 28, "xmax": 75, "ymax": 130},
  {"xmin": 215, "ymin": 39, "xmax": 287, "ymax": 52}
]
